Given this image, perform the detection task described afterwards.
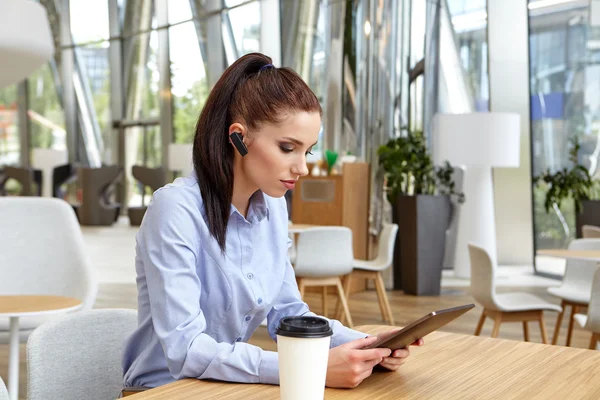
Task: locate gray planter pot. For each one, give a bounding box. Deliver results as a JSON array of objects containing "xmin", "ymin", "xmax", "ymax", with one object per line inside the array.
[
  {"xmin": 576, "ymin": 199, "xmax": 600, "ymax": 238},
  {"xmin": 392, "ymin": 195, "xmax": 451, "ymax": 296}
]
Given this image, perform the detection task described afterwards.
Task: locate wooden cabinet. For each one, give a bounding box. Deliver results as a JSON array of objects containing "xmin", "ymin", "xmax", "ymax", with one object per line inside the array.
[{"xmin": 291, "ymin": 162, "xmax": 370, "ymax": 260}]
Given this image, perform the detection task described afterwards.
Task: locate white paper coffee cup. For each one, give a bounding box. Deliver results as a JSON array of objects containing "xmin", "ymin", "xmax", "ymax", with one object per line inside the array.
[{"xmin": 276, "ymin": 316, "xmax": 333, "ymax": 400}]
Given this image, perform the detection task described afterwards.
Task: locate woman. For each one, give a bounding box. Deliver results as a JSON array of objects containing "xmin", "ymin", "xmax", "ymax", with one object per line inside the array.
[{"xmin": 122, "ymin": 53, "xmax": 419, "ymax": 392}]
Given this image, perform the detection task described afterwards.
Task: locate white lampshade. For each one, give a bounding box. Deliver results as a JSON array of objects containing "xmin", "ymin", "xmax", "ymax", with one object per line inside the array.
[
  {"xmin": 433, "ymin": 112, "xmax": 521, "ymax": 168},
  {"xmin": 0, "ymin": 0, "xmax": 54, "ymax": 89}
]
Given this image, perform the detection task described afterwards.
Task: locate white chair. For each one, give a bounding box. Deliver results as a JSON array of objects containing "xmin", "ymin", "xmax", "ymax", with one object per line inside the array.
[
  {"xmin": 27, "ymin": 309, "xmax": 137, "ymax": 400},
  {"xmin": 468, "ymin": 244, "xmax": 561, "ymax": 343},
  {"xmin": 31, "ymin": 148, "xmax": 68, "ymax": 198},
  {"xmin": 0, "ymin": 377, "xmax": 7, "ymax": 400},
  {"xmin": 583, "ymin": 225, "xmax": 600, "ymax": 239},
  {"xmin": 549, "ymin": 238, "xmax": 600, "ymax": 346},
  {"xmin": 294, "ymin": 227, "xmax": 355, "ymax": 327},
  {"xmin": 346, "ymin": 223, "xmax": 398, "ymax": 325},
  {"xmin": 168, "ymin": 143, "xmax": 193, "ymax": 176},
  {"xmin": 0, "ymin": 197, "xmax": 97, "ymax": 343},
  {"xmin": 574, "ymin": 268, "xmax": 600, "ymax": 350}
]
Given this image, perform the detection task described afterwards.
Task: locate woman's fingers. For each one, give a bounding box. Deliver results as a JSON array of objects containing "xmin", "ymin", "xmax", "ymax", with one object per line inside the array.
[
  {"xmin": 392, "ymin": 348, "xmax": 410, "ymax": 358},
  {"xmin": 382, "ymin": 356, "xmax": 406, "ymax": 366}
]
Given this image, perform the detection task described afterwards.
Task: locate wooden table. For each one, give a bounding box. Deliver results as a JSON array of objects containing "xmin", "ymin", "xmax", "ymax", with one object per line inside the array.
[
  {"xmin": 537, "ymin": 249, "xmax": 600, "ymax": 262},
  {"xmin": 128, "ymin": 325, "xmax": 600, "ymax": 399},
  {"xmin": 0, "ymin": 295, "xmax": 82, "ymax": 400}
]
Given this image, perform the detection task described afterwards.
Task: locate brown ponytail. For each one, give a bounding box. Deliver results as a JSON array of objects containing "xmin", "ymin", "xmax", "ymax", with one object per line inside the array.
[{"xmin": 193, "ymin": 53, "xmax": 321, "ymax": 251}]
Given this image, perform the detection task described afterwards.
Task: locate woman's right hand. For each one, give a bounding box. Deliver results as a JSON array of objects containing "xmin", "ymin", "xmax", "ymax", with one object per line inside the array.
[{"xmin": 325, "ymin": 336, "xmax": 391, "ymax": 388}]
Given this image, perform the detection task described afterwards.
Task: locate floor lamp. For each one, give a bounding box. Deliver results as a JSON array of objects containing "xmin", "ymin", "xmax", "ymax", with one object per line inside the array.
[
  {"xmin": 433, "ymin": 112, "xmax": 521, "ymax": 278},
  {"xmin": 0, "ymin": 0, "xmax": 54, "ymax": 89}
]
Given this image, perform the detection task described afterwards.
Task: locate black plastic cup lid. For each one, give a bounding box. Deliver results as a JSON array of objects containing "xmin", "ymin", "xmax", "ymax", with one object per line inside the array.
[{"xmin": 275, "ymin": 316, "xmax": 333, "ymax": 338}]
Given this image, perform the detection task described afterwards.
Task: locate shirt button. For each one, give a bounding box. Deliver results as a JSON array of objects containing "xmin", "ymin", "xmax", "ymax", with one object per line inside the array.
[
  {"xmin": 247, "ymin": 273, "xmax": 254, "ymax": 280},
  {"xmin": 245, "ymin": 316, "xmax": 251, "ymax": 322},
  {"xmin": 236, "ymin": 337, "xmax": 242, "ymax": 342},
  {"xmin": 257, "ymin": 298, "xmax": 263, "ymax": 305}
]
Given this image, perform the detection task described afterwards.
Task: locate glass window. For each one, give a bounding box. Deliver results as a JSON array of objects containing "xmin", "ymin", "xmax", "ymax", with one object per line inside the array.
[
  {"xmin": 0, "ymin": 85, "xmax": 19, "ymax": 166},
  {"xmin": 307, "ymin": 1, "xmax": 328, "ymax": 104},
  {"xmin": 225, "ymin": 0, "xmax": 249, "ymax": 8},
  {"xmin": 70, "ymin": 0, "xmax": 110, "ymax": 43},
  {"xmin": 168, "ymin": 0, "xmax": 193, "ymax": 25},
  {"xmin": 170, "ymin": 21, "xmax": 209, "ymax": 144},
  {"xmin": 124, "ymin": 32, "xmax": 161, "ymax": 121},
  {"xmin": 447, "ymin": 0, "xmax": 489, "ymax": 111},
  {"xmin": 76, "ymin": 43, "xmax": 112, "ymax": 154},
  {"xmin": 226, "ymin": 2, "xmax": 261, "ymax": 56},
  {"xmin": 28, "ymin": 63, "xmax": 66, "ymax": 151},
  {"xmin": 529, "ymin": 1, "xmax": 599, "ymax": 276},
  {"xmin": 123, "ymin": 31, "xmax": 161, "ymax": 208}
]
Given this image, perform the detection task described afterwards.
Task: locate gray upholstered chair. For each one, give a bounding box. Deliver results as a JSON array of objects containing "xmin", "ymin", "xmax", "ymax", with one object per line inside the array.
[
  {"xmin": 27, "ymin": 309, "xmax": 137, "ymax": 400},
  {"xmin": 77, "ymin": 166, "xmax": 123, "ymax": 226},
  {"xmin": 128, "ymin": 166, "xmax": 167, "ymax": 226}
]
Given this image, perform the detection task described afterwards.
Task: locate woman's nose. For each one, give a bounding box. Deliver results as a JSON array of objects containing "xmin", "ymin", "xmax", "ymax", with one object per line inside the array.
[{"xmin": 292, "ymin": 158, "xmax": 309, "ymax": 177}]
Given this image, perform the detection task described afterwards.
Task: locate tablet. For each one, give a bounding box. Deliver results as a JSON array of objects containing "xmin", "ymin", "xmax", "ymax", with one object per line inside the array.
[{"xmin": 365, "ymin": 303, "xmax": 475, "ymax": 350}]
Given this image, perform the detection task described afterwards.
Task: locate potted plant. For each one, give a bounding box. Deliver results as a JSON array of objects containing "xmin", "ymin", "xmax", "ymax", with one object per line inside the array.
[
  {"xmin": 378, "ymin": 129, "xmax": 464, "ymax": 296},
  {"xmin": 534, "ymin": 136, "xmax": 598, "ymax": 241}
]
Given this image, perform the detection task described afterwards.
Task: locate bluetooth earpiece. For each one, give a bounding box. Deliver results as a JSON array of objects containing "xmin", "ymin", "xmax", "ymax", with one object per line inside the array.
[{"xmin": 229, "ymin": 132, "xmax": 248, "ymax": 156}]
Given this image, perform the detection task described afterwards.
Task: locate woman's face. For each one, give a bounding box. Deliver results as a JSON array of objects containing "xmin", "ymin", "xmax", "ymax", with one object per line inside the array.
[{"xmin": 231, "ymin": 111, "xmax": 321, "ymax": 198}]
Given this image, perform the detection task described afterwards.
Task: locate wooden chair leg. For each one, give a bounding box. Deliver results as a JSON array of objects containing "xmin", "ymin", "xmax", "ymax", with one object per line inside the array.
[
  {"xmin": 335, "ymin": 278, "xmax": 353, "ymax": 328},
  {"xmin": 322, "ymin": 287, "xmax": 328, "ymax": 317},
  {"xmin": 375, "ymin": 272, "xmax": 395, "ymax": 325},
  {"xmin": 551, "ymin": 300, "xmax": 566, "ymax": 345},
  {"xmin": 523, "ymin": 322, "xmax": 529, "ymax": 342},
  {"xmin": 491, "ymin": 314, "xmax": 502, "ymax": 338},
  {"xmin": 373, "ymin": 277, "xmax": 388, "ymax": 322},
  {"xmin": 539, "ymin": 312, "xmax": 549, "ymax": 344},
  {"xmin": 474, "ymin": 310, "xmax": 486, "ymax": 336},
  {"xmin": 566, "ymin": 304, "xmax": 577, "ymax": 347},
  {"xmin": 335, "ymin": 274, "xmax": 352, "ymax": 324},
  {"xmin": 589, "ymin": 333, "xmax": 598, "ymax": 350}
]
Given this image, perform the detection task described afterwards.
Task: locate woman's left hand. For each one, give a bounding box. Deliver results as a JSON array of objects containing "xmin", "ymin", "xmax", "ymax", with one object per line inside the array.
[{"xmin": 378, "ymin": 339, "xmax": 424, "ymax": 371}]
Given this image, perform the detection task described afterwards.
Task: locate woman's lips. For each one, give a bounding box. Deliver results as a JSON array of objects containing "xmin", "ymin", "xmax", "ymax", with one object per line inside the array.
[{"xmin": 281, "ymin": 180, "xmax": 296, "ymax": 190}]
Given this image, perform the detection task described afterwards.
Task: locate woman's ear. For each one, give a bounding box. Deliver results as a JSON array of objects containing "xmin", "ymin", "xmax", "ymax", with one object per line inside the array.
[
  {"xmin": 228, "ymin": 123, "xmax": 248, "ymax": 156},
  {"xmin": 228, "ymin": 122, "xmax": 246, "ymax": 137}
]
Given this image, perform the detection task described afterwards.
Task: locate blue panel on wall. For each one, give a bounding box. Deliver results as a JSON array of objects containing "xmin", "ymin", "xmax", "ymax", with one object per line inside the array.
[{"xmin": 531, "ymin": 92, "xmax": 564, "ymax": 120}]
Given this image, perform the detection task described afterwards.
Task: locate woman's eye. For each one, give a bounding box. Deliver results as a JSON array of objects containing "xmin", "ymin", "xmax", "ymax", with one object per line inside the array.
[
  {"xmin": 280, "ymin": 146, "xmax": 293, "ymax": 153},
  {"xmin": 305, "ymin": 150, "xmax": 313, "ymax": 156}
]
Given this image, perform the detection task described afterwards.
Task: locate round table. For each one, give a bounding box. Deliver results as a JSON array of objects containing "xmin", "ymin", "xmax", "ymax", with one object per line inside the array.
[{"xmin": 0, "ymin": 295, "xmax": 82, "ymax": 400}]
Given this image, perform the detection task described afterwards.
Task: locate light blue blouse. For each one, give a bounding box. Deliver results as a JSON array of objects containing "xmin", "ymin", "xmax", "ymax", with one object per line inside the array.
[{"xmin": 122, "ymin": 174, "xmax": 366, "ymax": 388}]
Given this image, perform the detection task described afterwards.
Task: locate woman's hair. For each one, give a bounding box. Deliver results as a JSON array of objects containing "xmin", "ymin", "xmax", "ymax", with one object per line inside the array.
[{"xmin": 193, "ymin": 52, "xmax": 322, "ymax": 251}]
